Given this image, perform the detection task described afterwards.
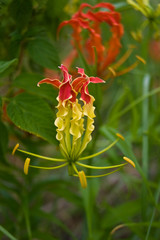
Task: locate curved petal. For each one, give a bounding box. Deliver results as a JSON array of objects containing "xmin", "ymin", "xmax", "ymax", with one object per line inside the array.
[
  {"xmin": 59, "ymin": 64, "xmax": 72, "ymax": 82},
  {"xmin": 59, "ymin": 81, "xmax": 73, "ymax": 102},
  {"xmin": 37, "ymin": 78, "xmax": 61, "ymax": 88},
  {"xmin": 72, "ymin": 77, "xmax": 87, "ymax": 92},
  {"xmin": 89, "ymin": 77, "xmax": 105, "ymax": 83},
  {"xmin": 80, "ymin": 81, "xmax": 92, "ymax": 104}
]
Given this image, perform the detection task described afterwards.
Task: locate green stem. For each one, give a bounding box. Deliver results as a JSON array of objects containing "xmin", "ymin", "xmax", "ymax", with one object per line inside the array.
[
  {"xmin": 142, "ymin": 74, "xmax": 150, "ymax": 177},
  {"xmin": 141, "ymin": 74, "xmax": 150, "ymax": 220},
  {"xmin": 110, "ymin": 86, "xmax": 160, "ymax": 121},
  {"xmin": 23, "ymin": 199, "xmax": 32, "ymax": 240},
  {"xmin": 145, "ymin": 181, "xmax": 160, "ymax": 240}
]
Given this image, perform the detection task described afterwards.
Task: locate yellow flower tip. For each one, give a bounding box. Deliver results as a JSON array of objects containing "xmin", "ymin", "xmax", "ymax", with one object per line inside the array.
[
  {"xmin": 12, "ymin": 143, "xmax": 19, "ymax": 155},
  {"xmin": 116, "ymin": 133, "xmax": 125, "ymax": 141},
  {"xmin": 136, "ymin": 55, "xmax": 146, "ymax": 64},
  {"xmin": 108, "ymin": 67, "xmax": 116, "ymax": 77},
  {"xmin": 24, "ymin": 158, "xmax": 30, "ymax": 175},
  {"xmin": 78, "ymin": 170, "xmax": 87, "ymax": 189},
  {"xmin": 123, "ymin": 156, "xmax": 135, "ymax": 168}
]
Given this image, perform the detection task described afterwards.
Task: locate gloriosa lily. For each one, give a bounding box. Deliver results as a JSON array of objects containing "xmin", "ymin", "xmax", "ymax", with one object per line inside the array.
[
  {"xmin": 12, "ymin": 65, "xmax": 135, "ymax": 188},
  {"xmin": 58, "ymin": 3, "xmax": 145, "ymax": 80}
]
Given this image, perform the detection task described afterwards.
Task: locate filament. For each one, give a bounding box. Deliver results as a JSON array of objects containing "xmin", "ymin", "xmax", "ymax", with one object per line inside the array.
[
  {"xmin": 79, "ymin": 138, "xmax": 119, "ymax": 161},
  {"xmin": 76, "ymin": 161, "xmax": 127, "ymax": 169},
  {"xmin": 29, "ymin": 162, "xmax": 68, "ymax": 170},
  {"xmin": 74, "ymin": 167, "xmax": 122, "ymax": 178},
  {"xmin": 17, "ymin": 148, "xmax": 66, "ymax": 162}
]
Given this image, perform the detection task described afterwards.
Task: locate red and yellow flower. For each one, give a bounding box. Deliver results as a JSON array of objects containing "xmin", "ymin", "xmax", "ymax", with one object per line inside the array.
[
  {"xmin": 12, "ymin": 65, "xmax": 135, "ymax": 188},
  {"xmin": 38, "ymin": 64, "xmax": 104, "ymax": 160},
  {"xmin": 58, "ymin": 3, "xmax": 144, "ymax": 80}
]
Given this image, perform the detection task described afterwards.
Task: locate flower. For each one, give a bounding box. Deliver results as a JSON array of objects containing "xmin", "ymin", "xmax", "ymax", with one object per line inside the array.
[
  {"xmin": 58, "ymin": 3, "xmax": 145, "ymax": 80},
  {"xmin": 128, "ymin": 0, "xmax": 160, "ymax": 40},
  {"xmin": 12, "ymin": 65, "xmax": 135, "ymax": 188}
]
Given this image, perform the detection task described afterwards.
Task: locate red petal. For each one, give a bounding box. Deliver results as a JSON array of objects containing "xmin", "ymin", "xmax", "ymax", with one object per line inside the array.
[
  {"xmin": 37, "ymin": 78, "xmax": 61, "ymax": 88},
  {"xmin": 89, "ymin": 77, "xmax": 105, "ymax": 83},
  {"xmin": 59, "ymin": 64, "xmax": 72, "ymax": 82},
  {"xmin": 72, "ymin": 77, "xmax": 87, "ymax": 92},
  {"xmin": 59, "ymin": 81, "xmax": 72, "ymax": 102},
  {"xmin": 77, "ymin": 67, "xmax": 85, "ymax": 76},
  {"xmin": 80, "ymin": 82, "xmax": 91, "ymax": 104},
  {"xmin": 93, "ymin": 3, "xmax": 115, "ymax": 11}
]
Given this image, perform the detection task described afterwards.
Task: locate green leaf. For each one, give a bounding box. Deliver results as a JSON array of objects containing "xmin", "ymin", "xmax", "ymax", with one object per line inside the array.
[
  {"xmin": 0, "ymin": 121, "xmax": 8, "ymax": 162},
  {"xmin": 9, "ymin": 0, "xmax": 32, "ymax": 30},
  {"xmin": 0, "ymin": 121, "xmax": 8, "ymax": 155},
  {"xmin": 34, "ymin": 210, "xmax": 77, "ymax": 240},
  {"xmin": 27, "ymin": 38, "xmax": 60, "ymax": 70},
  {"xmin": 102, "ymin": 199, "xmax": 140, "ymax": 228},
  {"xmin": 13, "ymin": 73, "xmax": 57, "ymax": 104},
  {"xmin": 7, "ymin": 93, "xmax": 57, "ymax": 144},
  {"xmin": 114, "ymin": 2, "xmax": 130, "ymax": 11},
  {"xmin": 0, "ymin": 59, "xmax": 18, "ymax": 77},
  {"xmin": 33, "ymin": 231, "xmax": 58, "ymax": 240},
  {"xmin": 0, "ymin": 96, "xmax": 2, "ymax": 110},
  {"xmin": 0, "ymin": 225, "xmax": 18, "ymax": 240}
]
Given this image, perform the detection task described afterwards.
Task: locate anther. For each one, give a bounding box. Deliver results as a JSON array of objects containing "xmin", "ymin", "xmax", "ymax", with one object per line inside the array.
[
  {"xmin": 136, "ymin": 55, "xmax": 146, "ymax": 64},
  {"xmin": 24, "ymin": 158, "xmax": 30, "ymax": 175},
  {"xmin": 12, "ymin": 143, "xmax": 19, "ymax": 155},
  {"xmin": 78, "ymin": 171, "xmax": 87, "ymax": 188},
  {"xmin": 123, "ymin": 156, "xmax": 135, "ymax": 168},
  {"xmin": 108, "ymin": 67, "xmax": 116, "ymax": 77},
  {"xmin": 116, "ymin": 133, "xmax": 125, "ymax": 141}
]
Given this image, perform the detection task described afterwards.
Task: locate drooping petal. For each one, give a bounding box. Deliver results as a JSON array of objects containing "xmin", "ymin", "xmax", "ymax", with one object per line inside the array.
[
  {"xmin": 80, "ymin": 81, "xmax": 92, "ymax": 104},
  {"xmin": 89, "ymin": 77, "xmax": 105, "ymax": 83},
  {"xmin": 37, "ymin": 78, "xmax": 61, "ymax": 88},
  {"xmin": 77, "ymin": 67, "xmax": 85, "ymax": 76},
  {"xmin": 58, "ymin": 81, "xmax": 73, "ymax": 102},
  {"xmin": 72, "ymin": 77, "xmax": 87, "ymax": 92},
  {"xmin": 59, "ymin": 64, "xmax": 72, "ymax": 82}
]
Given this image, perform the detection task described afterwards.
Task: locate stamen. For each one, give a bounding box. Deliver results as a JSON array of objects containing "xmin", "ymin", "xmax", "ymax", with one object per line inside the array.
[
  {"xmin": 78, "ymin": 171, "xmax": 87, "ymax": 188},
  {"xmin": 116, "ymin": 133, "xmax": 125, "ymax": 141},
  {"xmin": 79, "ymin": 138, "xmax": 119, "ymax": 161},
  {"xmin": 108, "ymin": 67, "xmax": 116, "ymax": 77},
  {"xmin": 24, "ymin": 158, "xmax": 30, "ymax": 175},
  {"xmin": 116, "ymin": 55, "xmax": 146, "ymax": 77},
  {"xmin": 111, "ymin": 46, "xmax": 135, "ymax": 69},
  {"xmin": 12, "ymin": 143, "xmax": 19, "ymax": 155},
  {"xmin": 72, "ymin": 163, "xmax": 79, "ymax": 174},
  {"xmin": 74, "ymin": 167, "xmax": 122, "ymax": 178},
  {"xmin": 123, "ymin": 156, "xmax": 135, "ymax": 168},
  {"xmin": 29, "ymin": 162, "xmax": 68, "ymax": 170},
  {"xmin": 76, "ymin": 161, "xmax": 127, "ymax": 169},
  {"xmin": 17, "ymin": 148, "xmax": 66, "ymax": 162},
  {"xmin": 115, "ymin": 61, "xmax": 139, "ymax": 76},
  {"xmin": 136, "ymin": 55, "xmax": 146, "ymax": 64}
]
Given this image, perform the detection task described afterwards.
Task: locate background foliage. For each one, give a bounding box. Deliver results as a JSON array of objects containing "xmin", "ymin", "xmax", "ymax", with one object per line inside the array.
[{"xmin": 0, "ymin": 0, "xmax": 160, "ymax": 239}]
